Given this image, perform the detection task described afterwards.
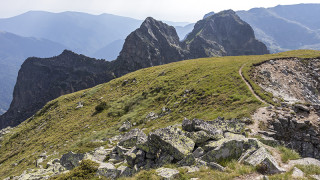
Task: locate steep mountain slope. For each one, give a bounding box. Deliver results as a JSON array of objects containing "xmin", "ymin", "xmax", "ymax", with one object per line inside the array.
[
  {"xmin": 237, "ymin": 4, "xmax": 320, "ymax": 53},
  {"xmin": 0, "ymin": 50, "xmax": 318, "ymax": 179},
  {"xmin": 0, "ymin": 50, "xmax": 113, "ymax": 129},
  {"xmin": 0, "ymin": 11, "xmax": 143, "ymax": 57},
  {"xmin": 0, "ymin": 31, "xmax": 66, "ymax": 114},
  {"xmin": 184, "ymin": 10, "xmax": 269, "ymax": 58},
  {"xmin": 0, "ymin": 11, "xmax": 268, "ymax": 130}
]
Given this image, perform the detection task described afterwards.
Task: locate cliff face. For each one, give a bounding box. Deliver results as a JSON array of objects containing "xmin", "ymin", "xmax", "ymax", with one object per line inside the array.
[
  {"xmin": 0, "ymin": 11, "xmax": 269, "ymax": 129},
  {"xmin": 113, "ymin": 17, "xmax": 188, "ymax": 76},
  {"xmin": 0, "ymin": 50, "xmax": 114, "ymax": 128},
  {"xmin": 185, "ymin": 10, "xmax": 269, "ymax": 58}
]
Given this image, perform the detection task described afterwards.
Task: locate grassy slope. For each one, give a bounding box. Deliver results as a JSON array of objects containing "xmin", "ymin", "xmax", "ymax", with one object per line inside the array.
[{"xmin": 0, "ymin": 50, "xmax": 319, "ymax": 178}]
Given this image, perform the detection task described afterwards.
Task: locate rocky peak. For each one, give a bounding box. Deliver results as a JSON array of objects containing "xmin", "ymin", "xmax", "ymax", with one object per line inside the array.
[
  {"xmin": 113, "ymin": 17, "xmax": 187, "ymax": 76},
  {"xmin": 185, "ymin": 10, "xmax": 269, "ymax": 57}
]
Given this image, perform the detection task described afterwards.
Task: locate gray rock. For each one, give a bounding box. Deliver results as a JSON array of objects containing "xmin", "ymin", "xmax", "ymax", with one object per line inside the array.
[
  {"xmin": 177, "ymin": 153, "xmax": 196, "ymax": 166},
  {"xmin": 244, "ymin": 147, "xmax": 285, "ymax": 174},
  {"xmin": 156, "ymin": 167, "xmax": 180, "ymax": 180},
  {"xmin": 97, "ymin": 162, "xmax": 120, "ymax": 179},
  {"xmin": 294, "ymin": 104, "xmax": 310, "ymax": 112},
  {"xmin": 118, "ymin": 128, "xmax": 147, "ymax": 148},
  {"xmin": 193, "ymin": 147, "xmax": 205, "ymax": 158},
  {"xmin": 288, "ymin": 157, "xmax": 320, "ymax": 167},
  {"xmin": 156, "ymin": 152, "xmax": 174, "ymax": 167},
  {"xmin": 208, "ymin": 162, "xmax": 225, "ymax": 171},
  {"xmin": 186, "ymin": 131, "xmax": 211, "ymax": 144},
  {"xmin": 117, "ymin": 165, "xmax": 134, "ymax": 177},
  {"xmin": 292, "ymin": 167, "xmax": 304, "ymax": 178},
  {"xmin": 149, "ymin": 126, "xmax": 195, "ymax": 160},
  {"xmin": 60, "ymin": 151, "xmax": 84, "ymax": 170},
  {"xmin": 201, "ymin": 139, "xmax": 244, "ymax": 162},
  {"xmin": 85, "ymin": 146, "xmax": 112, "ymax": 162},
  {"xmin": 119, "ymin": 121, "xmax": 132, "ymax": 132}
]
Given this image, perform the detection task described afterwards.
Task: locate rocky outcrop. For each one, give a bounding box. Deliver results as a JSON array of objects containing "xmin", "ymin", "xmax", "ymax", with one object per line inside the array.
[
  {"xmin": 8, "ymin": 117, "xmax": 291, "ymax": 179},
  {"xmin": 0, "ymin": 50, "xmax": 114, "ymax": 129},
  {"xmin": 252, "ymin": 58, "xmax": 320, "ymax": 104},
  {"xmin": 184, "ymin": 10, "xmax": 269, "ymax": 58}
]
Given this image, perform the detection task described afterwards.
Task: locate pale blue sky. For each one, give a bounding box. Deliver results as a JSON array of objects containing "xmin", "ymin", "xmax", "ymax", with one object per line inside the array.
[{"xmin": 1, "ymin": 0, "xmax": 320, "ymax": 22}]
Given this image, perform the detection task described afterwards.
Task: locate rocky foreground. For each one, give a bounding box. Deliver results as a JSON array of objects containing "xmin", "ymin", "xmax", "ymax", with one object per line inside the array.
[{"xmin": 7, "ymin": 117, "xmax": 320, "ymax": 179}]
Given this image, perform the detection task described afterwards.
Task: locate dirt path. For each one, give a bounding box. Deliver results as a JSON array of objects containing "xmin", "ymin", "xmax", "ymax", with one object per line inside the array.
[{"xmin": 239, "ymin": 64, "xmax": 270, "ymax": 105}]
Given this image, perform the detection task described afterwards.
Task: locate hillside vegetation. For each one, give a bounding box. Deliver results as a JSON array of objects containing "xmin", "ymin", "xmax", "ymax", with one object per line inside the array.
[{"xmin": 0, "ymin": 50, "xmax": 320, "ymax": 178}]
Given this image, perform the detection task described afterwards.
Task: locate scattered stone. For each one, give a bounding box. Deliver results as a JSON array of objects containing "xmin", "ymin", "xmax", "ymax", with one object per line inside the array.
[
  {"xmin": 146, "ymin": 112, "xmax": 159, "ymax": 121},
  {"xmin": 244, "ymin": 147, "xmax": 284, "ymax": 174},
  {"xmin": 292, "ymin": 167, "xmax": 304, "ymax": 178},
  {"xmin": 156, "ymin": 167, "xmax": 180, "ymax": 180},
  {"xmin": 181, "ymin": 166, "xmax": 200, "ymax": 173},
  {"xmin": 85, "ymin": 146, "xmax": 112, "ymax": 162},
  {"xmin": 208, "ymin": 162, "xmax": 225, "ymax": 171},
  {"xmin": 97, "ymin": 163, "xmax": 120, "ymax": 179},
  {"xmin": 117, "ymin": 165, "xmax": 134, "ymax": 177},
  {"xmin": 76, "ymin": 101, "xmax": 83, "ymax": 109},
  {"xmin": 119, "ymin": 121, "xmax": 132, "ymax": 132},
  {"xmin": 60, "ymin": 151, "xmax": 84, "ymax": 170}
]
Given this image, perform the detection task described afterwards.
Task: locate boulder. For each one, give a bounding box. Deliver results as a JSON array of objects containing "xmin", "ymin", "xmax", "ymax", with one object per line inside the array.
[
  {"xmin": 119, "ymin": 121, "xmax": 132, "ymax": 132},
  {"xmin": 193, "ymin": 147, "xmax": 205, "ymax": 158},
  {"xmin": 292, "ymin": 167, "xmax": 304, "ymax": 178},
  {"xmin": 183, "ymin": 118, "xmax": 223, "ymax": 140},
  {"xmin": 224, "ymin": 132, "xmax": 246, "ymax": 140},
  {"xmin": 118, "ymin": 128, "xmax": 147, "ymax": 148},
  {"xmin": 208, "ymin": 162, "xmax": 225, "ymax": 171},
  {"xmin": 294, "ymin": 104, "xmax": 310, "ymax": 112},
  {"xmin": 117, "ymin": 165, "xmax": 134, "ymax": 177},
  {"xmin": 201, "ymin": 139, "xmax": 244, "ymax": 162},
  {"xmin": 244, "ymin": 147, "xmax": 285, "ymax": 174},
  {"xmin": 156, "ymin": 167, "xmax": 180, "ymax": 180},
  {"xmin": 149, "ymin": 126, "xmax": 195, "ymax": 160},
  {"xmin": 60, "ymin": 151, "xmax": 84, "ymax": 170},
  {"xmin": 85, "ymin": 146, "xmax": 112, "ymax": 162},
  {"xmin": 155, "ymin": 152, "xmax": 174, "ymax": 167},
  {"xmin": 186, "ymin": 131, "xmax": 211, "ymax": 144},
  {"xmin": 97, "ymin": 163, "xmax": 120, "ymax": 179},
  {"xmin": 177, "ymin": 153, "xmax": 196, "ymax": 166}
]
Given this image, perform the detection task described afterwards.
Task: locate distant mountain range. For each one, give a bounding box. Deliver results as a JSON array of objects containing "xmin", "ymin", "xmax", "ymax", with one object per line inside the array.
[{"xmin": 237, "ymin": 4, "xmax": 320, "ymax": 53}]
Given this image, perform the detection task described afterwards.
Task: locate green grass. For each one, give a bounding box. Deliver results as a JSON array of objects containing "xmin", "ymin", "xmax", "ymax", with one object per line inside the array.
[
  {"xmin": 50, "ymin": 159, "xmax": 101, "ymax": 180},
  {"xmin": 0, "ymin": 50, "xmax": 320, "ymax": 179},
  {"xmin": 125, "ymin": 160, "xmax": 256, "ymax": 180},
  {"xmin": 277, "ymin": 146, "xmax": 301, "ymax": 163}
]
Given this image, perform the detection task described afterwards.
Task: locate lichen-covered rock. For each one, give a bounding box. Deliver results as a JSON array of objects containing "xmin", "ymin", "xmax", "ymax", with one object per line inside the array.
[
  {"xmin": 118, "ymin": 128, "xmax": 147, "ymax": 148},
  {"xmin": 178, "ymin": 153, "xmax": 196, "ymax": 166},
  {"xmin": 156, "ymin": 167, "xmax": 180, "ymax": 180},
  {"xmin": 60, "ymin": 151, "xmax": 84, "ymax": 170},
  {"xmin": 201, "ymin": 139, "xmax": 244, "ymax": 162},
  {"xmin": 244, "ymin": 147, "xmax": 285, "ymax": 174},
  {"xmin": 117, "ymin": 165, "xmax": 134, "ymax": 177},
  {"xmin": 85, "ymin": 146, "xmax": 112, "ymax": 162},
  {"xmin": 183, "ymin": 118, "xmax": 223, "ymax": 140},
  {"xmin": 186, "ymin": 131, "xmax": 211, "ymax": 144},
  {"xmin": 224, "ymin": 132, "xmax": 246, "ymax": 140},
  {"xmin": 193, "ymin": 147, "xmax": 205, "ymax": 158},
  {"xmin": 155, "ymin": 152, "xmax": 174, "ymax": 167},
  {"xmin": 97, "ymin": 162, "xmax": 120, "ymax": 179},
  {"xmin": 149, "ymin": 126, "xmax": 195, "ymax": 160}
]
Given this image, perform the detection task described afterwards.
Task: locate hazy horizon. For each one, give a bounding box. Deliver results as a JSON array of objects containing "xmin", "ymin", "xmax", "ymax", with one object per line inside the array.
[{"xmin": 1, "ymin": 0, "xmax": 320, "ymax": 22}]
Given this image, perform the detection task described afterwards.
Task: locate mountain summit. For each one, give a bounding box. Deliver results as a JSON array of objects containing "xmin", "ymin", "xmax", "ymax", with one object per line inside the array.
[{"xmin": 185, "ymin": 10, "xmax": 269, "ymax": 58}]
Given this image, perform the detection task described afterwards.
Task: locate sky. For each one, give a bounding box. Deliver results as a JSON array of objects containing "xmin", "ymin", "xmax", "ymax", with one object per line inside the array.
[{"xmin": 1, "ymin": 0, "xmax": 320, "ymax": 22}]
